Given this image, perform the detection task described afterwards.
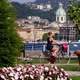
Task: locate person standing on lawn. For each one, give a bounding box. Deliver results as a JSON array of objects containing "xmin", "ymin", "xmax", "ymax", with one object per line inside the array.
[
  {"xmin": 46, "ymin": 32, "xmax": 53, "ymax": 52},
  {"xmin": 46, "ymin": 32, "xmax": 59, "ymax": 64}
]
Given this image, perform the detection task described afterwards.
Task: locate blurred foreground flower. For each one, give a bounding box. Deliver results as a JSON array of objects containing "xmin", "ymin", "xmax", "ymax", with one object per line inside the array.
[{"xmin": 0, "ymin": 64, "xmax": 71, "ymax": 80}]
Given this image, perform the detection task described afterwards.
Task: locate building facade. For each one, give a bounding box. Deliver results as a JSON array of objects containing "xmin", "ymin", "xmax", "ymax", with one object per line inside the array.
[
  {"xmin": 16, "ymin": 3, "xmax": 79, "ymax": 42},
  {"xmin": 56, "ymin": 3, "xmax": 66, "ymax": 23},
  {"xmin": 55, "ymin": 3, "xmax": 78, "ymax": 41}
]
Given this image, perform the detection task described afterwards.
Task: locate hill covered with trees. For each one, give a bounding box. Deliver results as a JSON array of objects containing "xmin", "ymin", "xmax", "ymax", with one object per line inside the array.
[
  {"xmin": 11, "ymin": 0, "xmax": 70, "ymax": 21},
  {"xmin": 11, "ymin": 2, "xmax": 55, "ymax": 21}
]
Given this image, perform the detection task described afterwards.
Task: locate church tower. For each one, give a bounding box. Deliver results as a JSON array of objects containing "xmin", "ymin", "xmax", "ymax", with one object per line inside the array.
[{"xmin": 56, "ymin": 3, "xmax": 66, "ymax": 23}]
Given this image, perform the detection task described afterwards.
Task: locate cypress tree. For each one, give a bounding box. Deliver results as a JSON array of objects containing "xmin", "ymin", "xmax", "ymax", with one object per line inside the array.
[{"xmin": 0, "ymin": 0, "xmax": 22, "ymax": 67}]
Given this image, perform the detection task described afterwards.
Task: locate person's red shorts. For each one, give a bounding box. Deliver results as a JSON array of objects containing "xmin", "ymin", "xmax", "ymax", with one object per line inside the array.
[{"xmin": 49, "ymin": 56, "xmax": 56, "ymax": 64}]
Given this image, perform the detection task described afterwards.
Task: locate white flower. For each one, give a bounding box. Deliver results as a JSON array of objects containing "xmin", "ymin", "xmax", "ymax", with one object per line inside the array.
[
  {"xmin": 64, "ymin": 72, "xmax": 69, "ymax": 77},
  {"xmin": 61, "ymin": 68, "xmax": 64, "ymax": 72},
  {"xmin": 57, "ymin": 76, "xmax": 60, "ymax": 80},
  {"xmin": 70, "ymin": 78, "xmax": 72, "ymax": 80},
  {"xmin": 9, "ymin": 72, "xmax": 14, "ymax": 77},
  {"xmin": 17, "ymin": 67, "xmax": 21, "ymax": 71},
  {"xmin": 20, "ymin": 75, "xmax": 24, "ymax": 79},
  {"xmin": 30, "ymin": 75, "xmax": 34, "ymax": 79},
  {"xmin": 24, "ymin": 74, "xmax": 29, "ymax": 77},
  {"xmin": 14, "ymin": 73, "xmax": 19, "ymax": 80},
  {"xmin": 23, "ymin": 68, "xmax": 26, "ymax": 73},
  {"xmin": 11, "ymin": 77, "xmax": 15, "ymax": 80},
  {"xmin": 32, "ymin": 65, "xmax": 36, "ymax": 68},
  {"xmin": 49, "ymin": 72, "xmax": 52, "ymax": 75},
  {"xmin": 54, "ymin": 66, "xmax": 58, "ymax": 70},
  {"xmin": 60, "ymin": 77, "xmax": 64, "ymax": 80},
  {"xmin": 0, "ymin": 75, "xmax": 6, "ymax": 80},
  {"xmin": 48, "ymin": 77, "xmax": 52, "ymax": 80},
  {"xmin": 60, "ymin": 73, "xmax": 63, "ymax": 77},
  {"xmin": 3, "ymin": 67, "xmax": 6, "ymax": 69},
  {"xmin": 40, "ymin": 75, "xmax": 44, "ymax": 80},
  {"xmin": 45, "ymin": 67, "xmax": 49, "ymax": 71}
]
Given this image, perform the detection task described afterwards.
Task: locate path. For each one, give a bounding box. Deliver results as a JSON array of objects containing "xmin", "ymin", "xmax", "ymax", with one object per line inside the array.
[{"xmin": 67, "ymin": 71, "xmax": 80, "ymax": 77}]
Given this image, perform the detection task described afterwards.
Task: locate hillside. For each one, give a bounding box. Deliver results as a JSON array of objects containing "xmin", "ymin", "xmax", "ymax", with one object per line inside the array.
[
  {"xmin": 11, "ymin": 0, "xmax": 70, "ymax": 21},
  {"xmin": 34, "ymin": 0, "xmax": 69, "ymax": 10},
  {"xmin": 11, "ymin": 2, "xmax": 55, "ymax": 21}
]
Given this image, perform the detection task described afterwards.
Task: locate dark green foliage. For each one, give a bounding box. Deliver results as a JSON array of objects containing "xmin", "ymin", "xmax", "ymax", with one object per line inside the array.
[
  {"xmin": 42, "ymin": 33, "xmax": 56, "ymax": 41},
  {"xmin": 67, "ymin": 0, "xmax": 80, "ymax": 33},
  {"xmin": 0, "ymin": 0, "xmax": 22, "ymax": 67},
  {"xmin": 42, "ymin": 33, "xmax": 48, "ymax": 41}
]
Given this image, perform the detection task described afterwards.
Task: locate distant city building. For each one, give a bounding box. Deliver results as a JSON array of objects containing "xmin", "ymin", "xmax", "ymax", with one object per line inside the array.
[
  {"xmin": 56, "ymin": 3, "xmax": 66, "ymax": 23},
  {"xmin": 48, "ymin": 3, "xmax": 78, "ymax": 41},
  {"xmin": 16, "ymin": 2, "xmax": 78, "ymax": 42},
  {"xmin": 30, "ymin": 3, "xmax": 52, "ymax": 11},
  {"xmin": 57, "ymin": 4, "xmax": 78, "ymax": 41},
  {"xmin": 48, "ymin": 3, "xmax": 67, "ymax": 30}
]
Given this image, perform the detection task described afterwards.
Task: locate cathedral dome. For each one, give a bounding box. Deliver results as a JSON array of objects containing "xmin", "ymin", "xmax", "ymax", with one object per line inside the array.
[
  {"xmin": 56, "ymin": 3, "xmax": 66, "ymax": 23},
  {"xmin": 56, "ymin": 3, "xmax": 66, "ymax": 16}
]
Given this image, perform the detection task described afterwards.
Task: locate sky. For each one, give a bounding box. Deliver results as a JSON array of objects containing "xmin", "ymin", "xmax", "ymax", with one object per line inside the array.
[
  {"xmin": 10, "ymin": 0, "xmax": 80, "ymax": 3},
  {"xmin": 10, "ymin": 0, "xmax": 36, "ymax": 3}
]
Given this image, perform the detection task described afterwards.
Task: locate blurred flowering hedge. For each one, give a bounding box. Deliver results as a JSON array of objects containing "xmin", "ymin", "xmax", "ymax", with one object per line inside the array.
[{"xmin": 0, "ymin": 64, "xmax": 72, "ymax": 80}]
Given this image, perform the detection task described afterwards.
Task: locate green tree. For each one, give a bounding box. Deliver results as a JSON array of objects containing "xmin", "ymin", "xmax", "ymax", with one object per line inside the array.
[
  {"xmin": 0, "ymin": 0, "xmax": 22, "ymax": 67},
  {"xmin": 42, "ymin": 33, "xmax": 48, "ymax": 41},
  {"xmin": 42, "ymin": 33, "xmax": 56, "ymax": 41},
  {"xmin": 68, "ymin": 0, "xmax": 80, "ymax": 33}
]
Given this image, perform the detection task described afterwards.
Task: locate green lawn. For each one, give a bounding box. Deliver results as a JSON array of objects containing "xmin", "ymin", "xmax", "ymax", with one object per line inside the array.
[
  {"xmin": 57, "ymin": 65, "xmax": 80, "ymax": 71},
  {"xmin": 71, "ymin": 76, "xmax": 80, "ymax": 80},
  {"xmin": 17, "ymin": 58, "xmax": 80, "ymax": 71},
  {"xmin": 16, "ymin": 58, "xmax": 80, "ymax": 80},
  {"xmin": 17, "ymin": 57, "xmax": 78, "ymax": 64}
]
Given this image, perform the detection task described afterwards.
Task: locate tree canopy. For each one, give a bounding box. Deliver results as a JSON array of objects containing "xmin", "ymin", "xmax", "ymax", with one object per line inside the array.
[
  {"xmin": 68, "ymin": 0, "xmax": 80, "ymax": 33},
  {"xmin": 0, "ymin": 0, "xmax": 22, "ymax": 67}
]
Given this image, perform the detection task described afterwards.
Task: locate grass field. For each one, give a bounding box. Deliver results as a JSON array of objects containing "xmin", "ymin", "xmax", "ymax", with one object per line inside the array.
[
  {"xmin": 17, "ymin": 57, "xmax": 78, "ymax": 64},
  {"xmin": 17, "ymin": 58, "xmax": 80, "ymax": 71},
  {"xmin": 16, "ymin": 58, "xmax": 80, "ymax": 79},
  {"xmin": 71, "ymin": 76, "xmax": 80, "ymax": 80}
]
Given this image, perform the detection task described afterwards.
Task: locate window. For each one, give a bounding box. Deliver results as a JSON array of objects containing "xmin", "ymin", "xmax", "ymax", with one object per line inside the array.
[
  {"xmin": 57, "ymin": 17, "xmax": 59, "ymax": 21},
  {"xmin": 61, "ymin": 17, "xmax": 63, "ymax": 21}
]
